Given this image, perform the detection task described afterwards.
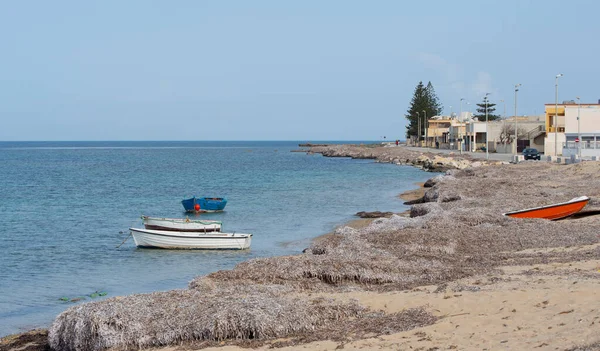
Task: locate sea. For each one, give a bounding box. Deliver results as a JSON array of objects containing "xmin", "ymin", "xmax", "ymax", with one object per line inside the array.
[{"xmin": 0, "ymin": 141, "xmax": 431, "ymax": 336}]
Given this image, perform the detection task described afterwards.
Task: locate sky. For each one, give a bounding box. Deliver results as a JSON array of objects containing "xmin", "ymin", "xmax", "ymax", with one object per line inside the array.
[{"xmin": 1, "ymin": 0, "xmax": 599, "ymax": 141}]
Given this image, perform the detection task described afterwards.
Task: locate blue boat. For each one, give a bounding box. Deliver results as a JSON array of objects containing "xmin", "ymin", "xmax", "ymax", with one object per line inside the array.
[{"xmin": 182, "ymin": 197, "xmax": 228, "ymax": 212}]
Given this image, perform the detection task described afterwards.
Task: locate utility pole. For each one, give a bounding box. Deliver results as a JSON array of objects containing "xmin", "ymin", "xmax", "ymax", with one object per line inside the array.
[
  {"xmin": 423, "ymin": 110, "xmax": 427, "ymax": 147},
  {"xmin": 514, "ymin": 84, "xmax": 521, "ymax": 156},
  {"xmin": 459, "ymin": 98, "xmax": 465, "ymax": 153},
  {"xmin": 555, "ymin": 74, "xmax": 563, "ymax": 156},
  {"xmin": 417, "ymin": 111, "xmax": 420, "ymax": 146},
  {"xmin": 485, "ymin": 93, "xmax": 490, "ymax": 160},
  {"xmin": 577, "ymin": 97, "xmax": 581, "ymax": 159}
]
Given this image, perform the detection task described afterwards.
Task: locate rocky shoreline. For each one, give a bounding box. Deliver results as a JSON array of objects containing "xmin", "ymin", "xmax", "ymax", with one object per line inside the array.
[
  {"xmin": 305, "ymin": 143, "xmax": 505, "ymax": 172},
  {"xmin": 4, "ymin": 143, "xmax": 600, "ymax": 351}
]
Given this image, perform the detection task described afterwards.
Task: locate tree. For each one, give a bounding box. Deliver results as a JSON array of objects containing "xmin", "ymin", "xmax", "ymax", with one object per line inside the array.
[
  {"xmin": 405, "ymin": 81, "xmax": 444, "ymax": 139},
  {"xmin": 425, "ymin": 82, "xmax": 443, "ymax": 117},
  {"xmin": 498, "ymin": 123, "xmax": 526, "ymax": 144},
  {"xmin": 473, "ymin": 97, "xmax": 500, "ymax": 121}
]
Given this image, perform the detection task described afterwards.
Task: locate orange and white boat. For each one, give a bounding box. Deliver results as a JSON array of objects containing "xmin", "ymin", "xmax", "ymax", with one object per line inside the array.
[{"xmin": 503, "ymin": 196, "xmax": 590, "ymax": 220}]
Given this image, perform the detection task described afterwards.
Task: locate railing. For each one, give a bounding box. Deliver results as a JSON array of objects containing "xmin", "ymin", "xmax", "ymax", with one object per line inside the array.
[
  {"xmin": 563, "ymin": 141, "xmax": 600, "ymax": 149},
  {"xmin": 547, "ymin": 127, "xmax": 566, "ymax": 133},
  {"xmin": 526, "ymin": 125, "xmax": 545, "ymax": 140}
]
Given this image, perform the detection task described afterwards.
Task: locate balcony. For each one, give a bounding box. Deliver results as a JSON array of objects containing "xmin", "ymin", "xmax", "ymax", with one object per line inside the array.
[{"xmin": 546, "ymin": 107, "xmax": 565, "ymax": 115}]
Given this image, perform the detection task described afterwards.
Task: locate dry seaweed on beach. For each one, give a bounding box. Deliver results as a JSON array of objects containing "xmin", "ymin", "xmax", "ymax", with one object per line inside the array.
[
  {"xmin": 49, "ymin": 289, "xmax": 366, "ymax": 350},
  {"xmin": 48, "ymin": 287, "xmax": 436, "ymax": 351},
  {"xmin": 567, "ymin": 342, "xmax": 600, "ymax": 351},
  {"xmin": 0, "ymin": 329, "xmax": 49, "ymax": 351}
]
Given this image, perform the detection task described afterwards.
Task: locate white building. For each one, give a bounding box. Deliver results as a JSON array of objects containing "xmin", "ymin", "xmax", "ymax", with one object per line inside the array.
[{"xmin": 554, "ymin": 103, "xmax": 600, "ymax": 158}]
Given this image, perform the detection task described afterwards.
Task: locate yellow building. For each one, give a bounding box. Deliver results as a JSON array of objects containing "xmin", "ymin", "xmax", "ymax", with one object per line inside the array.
[
  {"xmin": 544, "ymin": 103, "xmax": 568, "ymax": 156},
  {"xmin": 426, "ymin": 116, "xmax": 452, "ymax": 147}
]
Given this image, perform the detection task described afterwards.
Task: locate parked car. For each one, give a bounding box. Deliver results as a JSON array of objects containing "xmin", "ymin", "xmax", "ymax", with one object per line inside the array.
[{"xmin": 522, "ymin": 148, "xmax": 541, "ymax": 160}]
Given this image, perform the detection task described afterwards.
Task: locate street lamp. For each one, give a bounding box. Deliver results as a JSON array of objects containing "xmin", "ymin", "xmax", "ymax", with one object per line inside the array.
[
  {"xmin": 555, "ymin": 73, "xmax": 563, "ymax": 156},
  {"xmin": 485, "ymin": 93, "xmax": 491, "ymax": 160},
  {"xmin": 576, "ymin": 96, "xmax": 581, "ymax": 159},
  {"xmin": 499, "ymin": 99, "xmax": 505, "ymax": 146},
  {"xmin": 416, "ymin": 111, "xmax": 420, "ymax": 146},
  {"xmin": 514, "ymin": 84, "xmax": 521, "ymax": 156},
  {"xmin": 423, "ymin": 110, "xmax": 427, "ymax": 147},
  {"xmin": 459, "ymin": 98, "xmax": 465, "ymax": 153},
  {"xmin": 466, "ymin": 101, "xmax": 474, "ymax": 152}
]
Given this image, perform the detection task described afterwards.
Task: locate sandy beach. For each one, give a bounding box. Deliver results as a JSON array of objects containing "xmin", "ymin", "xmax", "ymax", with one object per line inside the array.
[{"xmin": 4, "ymin": 144, "xmax": 600, "ymax": 351}]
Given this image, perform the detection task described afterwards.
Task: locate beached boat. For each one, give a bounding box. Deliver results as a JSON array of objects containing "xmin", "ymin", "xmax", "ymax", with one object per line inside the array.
[
  {"xmin": 503, "ymin": 196, "xmax": 590, "ymax": 220},
  {"xmin": 129, "ymin": 228, "xmax": 252, "ymax": 250},
  {"xmin": 141, "ymin": 215, "xmax": 222, "ymax": 232},
  {"xmin": 182, "ymin": 197, "xmax": 228, "ymax": 212}
]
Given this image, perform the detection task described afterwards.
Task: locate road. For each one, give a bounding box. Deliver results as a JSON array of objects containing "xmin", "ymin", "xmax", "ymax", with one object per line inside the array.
[{"xmin": 402, "ymin": 145, "xmax": 516, "ymax": 162}]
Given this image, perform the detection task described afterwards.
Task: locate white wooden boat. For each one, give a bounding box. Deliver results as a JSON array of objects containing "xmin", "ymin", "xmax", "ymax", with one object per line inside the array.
[
  {"xmin": 141, "ymin": 215, "xmax": 222, "ymax": 232},
  {"xmin": 129, "ymin": 228, "xmax": 252, "ymax": 250}
]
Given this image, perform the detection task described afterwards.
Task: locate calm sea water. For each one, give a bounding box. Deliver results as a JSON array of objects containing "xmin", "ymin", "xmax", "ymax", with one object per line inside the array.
[{"xmin": 0, "ymin": 141, "xmax": 430, "ymax": 336}]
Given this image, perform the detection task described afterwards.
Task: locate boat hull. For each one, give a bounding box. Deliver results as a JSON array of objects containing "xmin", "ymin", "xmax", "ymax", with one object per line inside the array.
[
  {"xmin": 182, "ymin": 197, "xmax": 228, "ymax": 212},
  {"xmin": 141, "ymin": 216, "xmax": 221, "ymax": 232},
  {"xmin": 503, "ymin": 196, "xmax": 590, "ymax": 220},
  {"xmin": 130, "ymin": 228, "xmax": 251, "ymax": 250}
]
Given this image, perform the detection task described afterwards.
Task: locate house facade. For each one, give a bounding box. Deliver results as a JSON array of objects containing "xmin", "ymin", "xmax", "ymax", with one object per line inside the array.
[
  {"xmin": 553, "ymin": 103, "xmax": 600, "ymax": 157},
  {"xmin": 425, "ymin": 116, "xmax": 452, "ymax": 148}
]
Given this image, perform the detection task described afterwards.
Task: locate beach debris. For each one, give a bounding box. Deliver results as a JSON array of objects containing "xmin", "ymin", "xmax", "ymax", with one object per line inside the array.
[{"xmin": 58, "ymin": 291, "xmax": 107, "ymax": 303}]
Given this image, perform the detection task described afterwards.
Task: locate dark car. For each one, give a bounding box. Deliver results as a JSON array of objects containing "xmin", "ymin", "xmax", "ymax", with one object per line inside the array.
[{"xmin": 522, "ymin": 148, "xmax": 541, "ymax": 160}]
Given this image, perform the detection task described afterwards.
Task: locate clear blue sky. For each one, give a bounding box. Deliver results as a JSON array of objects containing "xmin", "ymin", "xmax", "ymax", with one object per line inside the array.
[{"xmin": 1, "ymin": 0, "xmax": 598, "ymax": 141}]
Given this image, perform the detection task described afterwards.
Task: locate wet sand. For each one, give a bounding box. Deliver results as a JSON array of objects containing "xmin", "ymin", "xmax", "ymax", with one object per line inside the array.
[{"xmin": 397, "ymin": 182, "xmax": 426, "ymax": 202}]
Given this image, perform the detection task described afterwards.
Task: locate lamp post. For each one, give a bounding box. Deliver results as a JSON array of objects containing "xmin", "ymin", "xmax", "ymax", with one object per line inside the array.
[
  {"xmin": 485, "ymin": 93, "xmax": 491, "ymax": 160},
  {"xmin": 423, "ymin": 110, "xmax": 427, "ymax": 147},
  {"xmin": 500, "ymin": 99, "xmax": 505, "ymax": 146},
  {"xmin": 555, "ymin": 73, "xmax": 563, "ymax": 156},
  {"xmin": 416, "ymin": 111, "xmax": 420, "ymax": 146},
  {"xmin": 577, "ymin": 96, "xmax": 581, "ymax": 159},
  {"xmin": 459, "ymin": 98, "xmax": 465, "ymax": 153},
  {"xmin": 514, "ymin": 84, "xmax": 521, "ymax": 156}
]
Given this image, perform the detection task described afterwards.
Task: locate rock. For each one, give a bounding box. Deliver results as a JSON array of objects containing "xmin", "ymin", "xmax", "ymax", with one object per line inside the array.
[
  {"xmin": 403, "ymin": 198, "xmax": 424, "ymax": 205},
  {"xmin": 423, "ymin": 188, "xmax": 439, "ymax": 202},
  {"xmin": 355, "ymin": 211, "xmax": 393, "ymax": 218},
  {"xmin": 298, "ymin": 143, "xmax": 329, "ymax": 147},
  {"xmin": 440, "ymin": 193, "xmax": 462, "ymax": 203},
  {"xmin": 409, "ymin": 203, "xmax": 442, "ymax": 217},
  {"xmin": 424, "ymin": 175, "xmax": 445, "ymax": 187}
]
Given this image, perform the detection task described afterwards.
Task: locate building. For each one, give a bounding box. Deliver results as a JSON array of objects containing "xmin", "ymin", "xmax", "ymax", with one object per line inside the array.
[
  {"xmin": 425, "ymin": 116, "xmax": 452, "ymax": 148},
  {"xmin": 464, "ymin": 115, "xmax": 545, "ymax": 153},
  {"xmin": 448, "ymin": 116, "xmax": 468, "ymax": 151},
  {"xmin": 498, "ymin": 115, "xmax": 546, "ymax": 153},
  {"xmin": 547, "ymin": 102, "xmax": 600, "ymax": 157},
  {"xmin": 417, "ymin": 112, "xmax": 545, "ymax": 154}
]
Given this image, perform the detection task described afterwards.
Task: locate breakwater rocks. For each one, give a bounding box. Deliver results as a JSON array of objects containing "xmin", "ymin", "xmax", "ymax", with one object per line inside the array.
[
  {"xmin": 305, "ymin": 144, "xmax": 504, "ymax": 172},
  {"xmin": 298, "ymin": 143, "xmax": 329, "ymax": 147}
]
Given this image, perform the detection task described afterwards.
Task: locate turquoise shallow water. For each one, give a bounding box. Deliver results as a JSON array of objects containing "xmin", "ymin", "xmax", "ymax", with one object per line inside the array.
[{"xmin": 0, "ymin": 141, "xmax": 430, "ymax": 336}]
